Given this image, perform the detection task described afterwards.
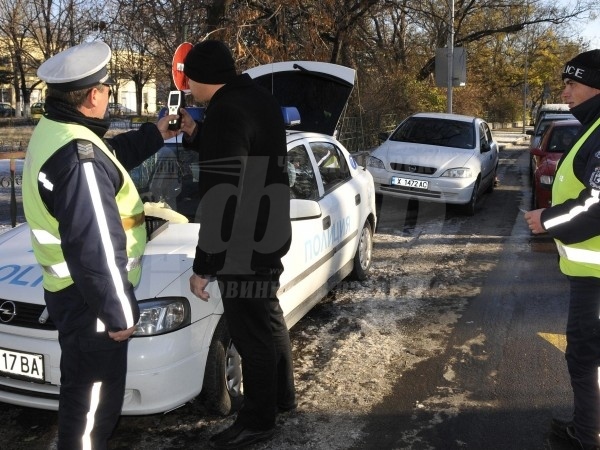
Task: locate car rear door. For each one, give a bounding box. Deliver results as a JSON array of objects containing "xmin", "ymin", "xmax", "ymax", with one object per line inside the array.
[{"xmin": 307, "ymin": 138, "xmax": 361, "ymax": 273}]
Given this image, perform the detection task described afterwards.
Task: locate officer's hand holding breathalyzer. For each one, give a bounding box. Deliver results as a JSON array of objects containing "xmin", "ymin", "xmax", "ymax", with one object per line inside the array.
[{"xmin": 156, "ymin": 114, "xmax": 181, "ymax": 140}]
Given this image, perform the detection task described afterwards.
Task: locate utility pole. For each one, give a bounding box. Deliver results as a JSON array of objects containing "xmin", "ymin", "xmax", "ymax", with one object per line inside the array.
[
  {"xmin": 447, "ymin": 0, "xmax": 455, "ymax": 114},
  {"xmin": 522, "ymin": 0, "xmax": 529, "ymax": 133}
]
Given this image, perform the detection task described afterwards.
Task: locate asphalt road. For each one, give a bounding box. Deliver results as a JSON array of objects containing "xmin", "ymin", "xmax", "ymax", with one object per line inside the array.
[
  {"xmin": 353, "ymin": 143, "xmax": 573, "ymax": 449},
  {"xmin": 0, "ymin": 134, "xmax": 577, "ymax": 450}
]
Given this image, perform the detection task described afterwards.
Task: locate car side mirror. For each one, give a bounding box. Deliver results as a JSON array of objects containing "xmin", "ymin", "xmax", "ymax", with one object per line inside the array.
[
  {"xmin": 290, "ymin": 199, "xmax": 322, "ymax": 220},
  {"xmin": 526, "ymin": 130, "xmax": 534, "ymax": 136}
]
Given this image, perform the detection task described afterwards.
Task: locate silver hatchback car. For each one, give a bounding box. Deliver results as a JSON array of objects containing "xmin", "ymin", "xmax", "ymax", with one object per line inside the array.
[{"xmin": 367, "ymin": 112, "xmax": 499, "ymax": 215}]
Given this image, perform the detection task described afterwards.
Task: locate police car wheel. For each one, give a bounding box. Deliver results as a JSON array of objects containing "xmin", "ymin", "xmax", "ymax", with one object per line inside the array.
[
  {"xmin": 201, "ymin": 318, "xmax": 243, "ymax": 416},
  {"xmin": 350, "ymin": 220, "xmax": 373, "ymax": 281}
]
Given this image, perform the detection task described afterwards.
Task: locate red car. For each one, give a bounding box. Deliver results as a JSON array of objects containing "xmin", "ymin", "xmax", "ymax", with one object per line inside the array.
[{"xmin": 530, "ymin": 119, "xmax": 582, "ymax": 209}]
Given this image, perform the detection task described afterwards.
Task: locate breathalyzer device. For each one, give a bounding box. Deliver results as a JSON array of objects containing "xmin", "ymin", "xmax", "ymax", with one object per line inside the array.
[{"xmin": 167, "ymin": 90, "xmax": 185, "ymax": 130}]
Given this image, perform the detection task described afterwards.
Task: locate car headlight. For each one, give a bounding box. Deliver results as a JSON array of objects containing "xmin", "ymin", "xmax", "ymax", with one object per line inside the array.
[
  {"xmin": 441, "ymin": 168, "xmax": 472, "ymax": 178},
  {"xmin": 367, "ymin": 156, "xmax": 385, "ymax": 169},
  {"xmin": 540, "ymin": 175, "xmax": 554, "ymax": 185},
  {"xmin": 133, "ymin": 297, "xmax": 191, "ymax": 336}
]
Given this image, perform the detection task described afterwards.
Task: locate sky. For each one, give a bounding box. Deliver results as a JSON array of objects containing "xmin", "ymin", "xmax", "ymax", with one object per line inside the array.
[
  {"xmin": 578, "ymin": 16, "xmax": 600, "ymax": 49},
  {"xmin": 557, "ymin": 1, "xmax": 600, "ymax": 49}
]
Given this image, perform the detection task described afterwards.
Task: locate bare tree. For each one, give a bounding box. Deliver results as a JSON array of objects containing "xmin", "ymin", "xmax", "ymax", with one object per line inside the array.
[
  {"xmin": 0, "ymin": 0, "xmax": 598, "ymax": 124},
  {"xmin": 0, "ymin": 0, "xmax": 38, "ymax": 115},
  {"xmin": 0, "ymin": 0, "xmax": 106, "ymax": 115}
]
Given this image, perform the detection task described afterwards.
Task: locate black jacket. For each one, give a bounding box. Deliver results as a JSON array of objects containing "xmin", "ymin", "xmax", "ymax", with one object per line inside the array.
[
  {"xmin": 186, "ymin": 74, "xmax": 292, "ymax": 275},
  {"xmin": 541, "ymin": 94, "xmax": 600, "ymax": 245}
]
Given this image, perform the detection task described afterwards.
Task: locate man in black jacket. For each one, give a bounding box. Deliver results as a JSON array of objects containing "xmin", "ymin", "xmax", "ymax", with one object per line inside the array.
[
  {"xmin": 525, "ymin": 49, "xmax": 600, "ymax": 450},
  {"xmin": 181, "ymin": 40, "xmax": 295, "ymax": 449}
]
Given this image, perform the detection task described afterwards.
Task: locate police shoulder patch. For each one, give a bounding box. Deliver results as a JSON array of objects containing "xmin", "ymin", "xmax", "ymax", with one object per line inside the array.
[
  {"xmin": 76, "ymin": 140, "xmax": 94, "ymax": 161},
  {"xmin": 590, "ymin": 167, "xmax": 600, "ymax": 189}
]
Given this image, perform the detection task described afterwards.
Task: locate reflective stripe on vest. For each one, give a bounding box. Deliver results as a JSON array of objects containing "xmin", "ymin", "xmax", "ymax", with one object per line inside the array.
[
  {"xmin": 41, "ymin": 256, "xmax": 142, "ymax": 279},
  {"xmin": 556, "ymin": 242, "xmax": 600, "ymax": 265},
  {"xmin": 31, "ymin": 228, "xmax": 61, "ymax": 245}
]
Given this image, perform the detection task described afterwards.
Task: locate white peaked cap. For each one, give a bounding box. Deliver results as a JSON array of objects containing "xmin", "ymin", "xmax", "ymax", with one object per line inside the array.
[{"xmin": 37, "ymin": 41, "xmax": 114, "ymax": 92}]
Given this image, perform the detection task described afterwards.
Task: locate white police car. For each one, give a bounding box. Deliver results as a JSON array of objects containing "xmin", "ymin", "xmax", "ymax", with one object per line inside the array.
[{"xmin": 0, "ymin": 61, "xmax": 376, "ymax": 415}]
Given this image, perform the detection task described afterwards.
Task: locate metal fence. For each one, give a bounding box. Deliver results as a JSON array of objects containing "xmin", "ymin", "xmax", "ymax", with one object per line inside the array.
[
  {"xmin": 338, "ymin": 112, "xmax": 401, "ymax": 153},
  {"xmin": 0, "ymin": 141, "xmax": 27, "ymax": 153}
]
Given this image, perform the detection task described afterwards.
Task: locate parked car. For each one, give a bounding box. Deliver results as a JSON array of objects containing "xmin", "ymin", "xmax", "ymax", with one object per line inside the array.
[
  {"xmin": 527, "ymin": 112, "xmax": 575, "ymax": 150},
  {"xmin": 366, "ymin": 112, "xmax": 499, "ymax": 215},
  {"xmin": 0, "ymin": 102, "xmax": 15, "ymax": 117},
  {"xmin": 534, "ymin": 103, "xmax": 570, "ymax": 126},
  {"xmin": 530, "ymin": 119, "xmax": 582, "ymax": 209},
  {"xmin": 0, "ymin": 61, "xmax": 377, "ymax": 416},
  {"xmin": 30, "ymin": 102, "xmax": 45, "ymax": 117}
]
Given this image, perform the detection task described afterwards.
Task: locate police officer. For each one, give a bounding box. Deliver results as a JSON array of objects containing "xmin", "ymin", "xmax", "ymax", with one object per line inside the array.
[
  {"xmin": 525, "ymin": 49, "xmax": 600, "ymax": 450},
  {"xmin": 22, "ymin": 40, "xmax": 179, "ymax": 449}
]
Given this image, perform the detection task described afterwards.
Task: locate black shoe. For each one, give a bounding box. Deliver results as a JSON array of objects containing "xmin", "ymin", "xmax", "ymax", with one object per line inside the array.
[
  {"xmin": 559, "ymin": 421, "xmax": 600, "ymax": 450},
  {"xmin": 209, "ymin": 422, "xmax": 275, "ymax": 449},
  {"xmin": 210, "ymin": 422, "xmax": 245, "ymax": 444},
  {"xmin": 551, "ymin": 417, "xmax": 573, "ymax": 441}
]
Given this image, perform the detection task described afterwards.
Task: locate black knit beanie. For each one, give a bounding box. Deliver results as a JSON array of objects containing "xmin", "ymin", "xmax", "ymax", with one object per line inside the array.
[
  {"xmin": 562, "ymin": 49, "xmax": 600, "ymax": 89},
  {"xmin": 183, "ymin": 40, "xmax": 237, "ymax": 85}
]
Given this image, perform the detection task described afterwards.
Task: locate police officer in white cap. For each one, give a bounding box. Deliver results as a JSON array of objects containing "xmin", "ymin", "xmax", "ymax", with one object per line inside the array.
[{"xmin": 22, "ymin": 41, "xmax": 179, "ymax": 450}]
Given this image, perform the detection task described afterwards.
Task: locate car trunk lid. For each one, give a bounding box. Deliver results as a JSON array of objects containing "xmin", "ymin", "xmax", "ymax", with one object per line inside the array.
[{"xmin": 244, "ymin": 61, "xmax": 355, "ymax": 136}]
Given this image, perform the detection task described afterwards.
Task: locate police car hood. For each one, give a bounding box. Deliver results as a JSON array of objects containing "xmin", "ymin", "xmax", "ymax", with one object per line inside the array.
[
  {"xmin": 0, "ymin": 224, "xmax": 45, "ymax": 304},
  {"xmin": 244, "ymin": 61, "xmax": 355, "ymax": 136},
  {"xmin": 0, "ymin": 223, "xmax": 199, "ymax": 303}
]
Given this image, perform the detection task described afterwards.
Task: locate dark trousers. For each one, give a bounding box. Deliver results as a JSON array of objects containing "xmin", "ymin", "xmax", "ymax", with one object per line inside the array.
[
  {"xmin": 46, "ymin": 286, "xmax": 128, "ymax": 450},
  {"xmin": 566, "ymin": 276, "xmax": 600, "ymax": 447},
  {"xmin": 219, "ymin": 271, "xmax": 296, "ymax": 430}
]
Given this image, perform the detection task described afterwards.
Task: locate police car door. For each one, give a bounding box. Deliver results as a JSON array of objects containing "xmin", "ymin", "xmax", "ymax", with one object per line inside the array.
[{"xmin": 308, "ymin": 139, "xmax": 360, "ymax": 274}]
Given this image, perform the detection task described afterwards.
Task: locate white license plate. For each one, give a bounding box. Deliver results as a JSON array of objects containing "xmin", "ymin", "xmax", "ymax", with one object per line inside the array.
[
  {"xmin": 391, "ymin": 177, "xmax": 429, "ymax": 190},
  {"xmin": 0, "ymin": 348, "xmax": 45, "ymax": 382}
]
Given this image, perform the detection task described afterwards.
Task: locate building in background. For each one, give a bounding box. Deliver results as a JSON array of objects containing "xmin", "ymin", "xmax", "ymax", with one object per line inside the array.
[{"xmin": 0, "ymin": 42, "xmax": 157, "ymax": 117}]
